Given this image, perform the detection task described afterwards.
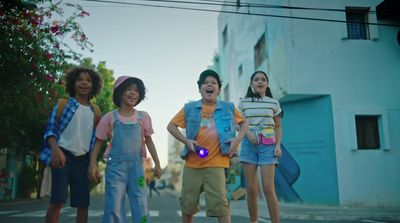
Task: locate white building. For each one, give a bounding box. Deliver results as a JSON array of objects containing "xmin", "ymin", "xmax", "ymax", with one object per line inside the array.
[{"xmin": 215, "ymin": 0, "xmax": 400, "ymax": 207}]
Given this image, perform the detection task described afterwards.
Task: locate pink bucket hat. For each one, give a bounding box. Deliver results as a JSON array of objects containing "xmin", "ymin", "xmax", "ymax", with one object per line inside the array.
[{"xmin": 114, "ymin": 75, "xmax": 132, "ymax": 90}]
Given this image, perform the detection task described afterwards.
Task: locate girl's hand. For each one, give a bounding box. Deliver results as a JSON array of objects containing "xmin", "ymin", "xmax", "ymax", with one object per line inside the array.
[
  {"xmin": 88, "ymin": 163, "xmax": 101, "ymax": 184},
  {"xmin": 274, "ymin": 144, "xmax": 282, "ymax": 158},
  {"xmin": 226, "ymin": 138, "xmax": 240, "ymax": 157},
  {"xmin": 249, "ymin": 133, "xmax": 259, "ymax": 145},
  {"xmin": 153, "ymin": 164, "xmax": 162, "ymax": 178}
]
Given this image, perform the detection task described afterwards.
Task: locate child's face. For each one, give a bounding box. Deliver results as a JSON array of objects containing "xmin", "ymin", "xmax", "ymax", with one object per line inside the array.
[
  {"xmin": 200, "ymin": 76, "xmax": 220, "ymax": 104},
  {"xmin": 251, "ymin": 72, "xmax": 268, "ymax": 96},
  {"xmin": 75, "ymin": 72, "xmax": 93, "ymax": 98},
  {"xmin": 121, "ymin": 83, "xmax": 139, "ymax": 107}
]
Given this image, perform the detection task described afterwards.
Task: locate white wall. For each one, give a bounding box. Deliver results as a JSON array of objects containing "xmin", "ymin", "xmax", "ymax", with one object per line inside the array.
[{"xmin": 217, "ymin": 0, "xmax": 400, "ymax": 206}]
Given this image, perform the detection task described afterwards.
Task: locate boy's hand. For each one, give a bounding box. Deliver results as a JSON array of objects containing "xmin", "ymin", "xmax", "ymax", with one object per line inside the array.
[
  {"xmin": 185, "ymin": 139, "xmax": 198, "ymax": 153},
  {"xmin": 51, "ymin": 147, "xmax": 66, "ymax": 168},
  {"xmin": 226, "ymin": 138, "xmax": 240, "ymax": 157}
]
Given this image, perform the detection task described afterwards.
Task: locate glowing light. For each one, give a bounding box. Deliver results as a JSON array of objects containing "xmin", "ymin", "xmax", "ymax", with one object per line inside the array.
[{"xmin": 194, "ymin": 146, "xmax": 208, "ymax": 158}]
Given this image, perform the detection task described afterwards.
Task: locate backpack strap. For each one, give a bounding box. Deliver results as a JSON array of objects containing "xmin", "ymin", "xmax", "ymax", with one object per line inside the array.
[
  {"xmin": 56, "ymin": 98, "xmax": 68, "ymax": 123},
  {"xmin": 56, "ymin": 98, "xmax": 101, "ymax": 127},
  {"xmin": 90, "ymin": 103, "xmax": 102, "ymax": 127}
]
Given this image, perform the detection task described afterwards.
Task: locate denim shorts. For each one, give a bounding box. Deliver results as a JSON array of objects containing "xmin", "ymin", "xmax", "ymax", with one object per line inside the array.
[
  {"xmin": 239, "ymin": 137, "xmax": 278, "ymax": 166},
  {"xmin": 50, "ymin": 148, "xmax": 90, "ymax": 207}
]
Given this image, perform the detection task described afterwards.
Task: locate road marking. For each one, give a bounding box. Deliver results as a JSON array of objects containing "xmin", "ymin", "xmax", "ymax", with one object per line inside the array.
[
  {"xmin": 362, "ymin": 220, "xmax": 387, "ymax": 223},
  {"xmin": 127, "ymin": 210, "xmax": 159, "ymax": 217},
  {"xmin": 86, "ymin": 210, "xmax": 104, "ymax": 217},
  {"xmin": 0, "ymin": 211, "xmax": 19, "ymax": 215},
  {"xmin": 13, "ymin": 210, "xmax": 47, "ymax": 217},
  {"xmin": 12, "ymin": 207, "xmax": 71, "ymax": 217},
  {"xmin": 177, "ymin": 210, "xmax": 206, "ymax": 217}
]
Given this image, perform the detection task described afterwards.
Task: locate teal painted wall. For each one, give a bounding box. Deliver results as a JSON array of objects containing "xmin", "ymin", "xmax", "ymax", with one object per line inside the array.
[{"xmin": 281, "ymin": 95, "xmax": 339, "ymax": 205}]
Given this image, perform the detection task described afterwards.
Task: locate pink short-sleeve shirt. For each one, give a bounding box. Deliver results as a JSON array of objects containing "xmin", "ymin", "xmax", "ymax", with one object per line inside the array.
[{"xmin": 96, "ymin": 110, "xmax": 154, "ymax": 158}]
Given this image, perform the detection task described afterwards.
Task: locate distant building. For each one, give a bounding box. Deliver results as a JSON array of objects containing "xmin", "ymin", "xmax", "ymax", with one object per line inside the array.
[{"xmin": 215, "ymin": 0, "xmax": 400, "ymax": 207}]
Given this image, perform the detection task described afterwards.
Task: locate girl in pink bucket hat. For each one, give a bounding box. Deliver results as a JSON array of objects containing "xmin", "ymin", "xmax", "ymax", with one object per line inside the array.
[{"xmin": 89, "ymin": 75, "xmax": 162, "ymax": 223}]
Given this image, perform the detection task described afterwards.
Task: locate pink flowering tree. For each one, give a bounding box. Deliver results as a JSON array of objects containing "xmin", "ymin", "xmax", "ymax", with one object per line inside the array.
[{"xmin": 0, "ymin": 0, "xmax": 93, "ymax": 156}]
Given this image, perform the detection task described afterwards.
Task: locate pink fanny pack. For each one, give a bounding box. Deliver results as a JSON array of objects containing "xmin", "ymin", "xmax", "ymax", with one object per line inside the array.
[
  {"xmin": 258, "ymin": 128, "xmax": 276, "ymax": 145},
  {"xmin": 258, "ymin": 134, "xmax": 276, "ymax": 145}
]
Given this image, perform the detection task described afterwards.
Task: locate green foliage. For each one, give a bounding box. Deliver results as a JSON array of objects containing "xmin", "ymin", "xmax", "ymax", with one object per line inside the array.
[
  {"xmin": 0, "ymin": 0, "xmax": 93, "ymax": 155},
  {"xmin": 18, "ymin": 164, "xmax": 40, "ymax": 198}
]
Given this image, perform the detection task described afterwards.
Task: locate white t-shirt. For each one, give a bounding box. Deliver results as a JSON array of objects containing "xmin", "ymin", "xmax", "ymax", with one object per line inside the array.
[{"xmin": 59, "ymin": 104, "xmax": 94, "ymax": 156}]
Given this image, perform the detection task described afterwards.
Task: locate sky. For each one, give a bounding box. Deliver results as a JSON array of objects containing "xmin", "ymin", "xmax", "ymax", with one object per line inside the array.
[{"xmin": 63, "ymin": 0, "xmax": 220, "ymax": 168}]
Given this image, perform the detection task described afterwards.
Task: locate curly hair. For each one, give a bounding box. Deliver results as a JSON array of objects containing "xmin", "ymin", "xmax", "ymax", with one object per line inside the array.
[{"xmin": 64, "ymin": 67, "xmax": 103, "ymax": 100}]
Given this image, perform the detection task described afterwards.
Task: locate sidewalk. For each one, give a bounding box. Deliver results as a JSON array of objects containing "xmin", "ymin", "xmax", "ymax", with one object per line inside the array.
[
  {"xmin": 230, "ymin": 199, "xmax": 400, "ymax": 221},
  {"xmin": 166, "ymin": 189, "xmax": 400, "ymax": 221}
]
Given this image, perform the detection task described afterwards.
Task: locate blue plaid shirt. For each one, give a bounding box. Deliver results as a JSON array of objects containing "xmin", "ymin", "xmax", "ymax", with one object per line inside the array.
[{"xmin": 39, "ymin": 98, "xmax": 97, "ymax": 165}]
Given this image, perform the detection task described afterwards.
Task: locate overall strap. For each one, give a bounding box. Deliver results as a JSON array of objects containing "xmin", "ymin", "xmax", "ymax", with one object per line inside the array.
[
  {"xmin": 113, "ymin": 110, "xmax": 120, "ymax": 124},
  {"xmin": 137, "ymin": 110, "xmax": 143, "ymax": 123}
]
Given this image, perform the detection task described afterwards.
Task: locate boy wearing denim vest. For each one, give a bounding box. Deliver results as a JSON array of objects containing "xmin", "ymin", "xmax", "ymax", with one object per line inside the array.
[{"xmin": 167, "ymin": 69, "xmax": 249, "ymax": 223}]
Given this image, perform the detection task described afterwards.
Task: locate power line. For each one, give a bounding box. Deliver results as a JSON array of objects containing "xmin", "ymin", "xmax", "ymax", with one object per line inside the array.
[
  {"xmin": 197, "ymin": 0, "xmax": 378, "ymax": 13},
  {"xmin": 89, "ymin": 0, "xmax": 379, "ymax": 14},
  {"xmin": 81, "ymin": 0, "xmax": 400, "ymax": 27}
]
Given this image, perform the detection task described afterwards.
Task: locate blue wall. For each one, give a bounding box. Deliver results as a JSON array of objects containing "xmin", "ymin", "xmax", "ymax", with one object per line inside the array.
[{"xmin": 281, "ymin": 95, "xmax": 339, "ymax": 205}]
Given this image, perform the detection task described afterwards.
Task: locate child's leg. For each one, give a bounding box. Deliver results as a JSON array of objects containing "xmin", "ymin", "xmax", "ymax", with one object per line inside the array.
[
  {"xmin": 217, "ymin": 215, "xmax": 231, "ymax": 223},
  {"xmin": 182, "ymin": 213, "xmax": 194, "ymax": 223},
  {"xmin": 76, "ymin": 207, "xmax": 88, "ymax": 223},
  {"xmin": 260, "ymin": 165, "xmax": 280, "ymax": 223},
  {"xmin": 127, "ymin": 162, "xmax": 148, "ymax": 223},
  {"xmin": 103, "ymin": 161, "xmax": 129, "ymax": 223},
  {"xmin": 45, "ymin": 203, "xmax": 63, "ymax": 223},
  {"xmin": 46, "ymin": 151, "xmax": 70, "ymax": 223},
  {"xmin": 69, "ymin": 154, "xmax": 90, "ymax": 223}
]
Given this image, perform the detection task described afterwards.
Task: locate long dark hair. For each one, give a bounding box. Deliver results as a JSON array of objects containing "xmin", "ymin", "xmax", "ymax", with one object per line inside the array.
[
  {"xmin": 245, "ymin": 71, "xmax": 273, "ymax": 99},
  {"xmin": 244, "ymin": 71, "xmax": 284, "ymax": 118}
]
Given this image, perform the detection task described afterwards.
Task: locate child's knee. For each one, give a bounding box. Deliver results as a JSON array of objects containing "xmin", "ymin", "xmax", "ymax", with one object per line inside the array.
[{"xmin": 50, "ymin": 203, "xmax": 64, "ymax": 210}]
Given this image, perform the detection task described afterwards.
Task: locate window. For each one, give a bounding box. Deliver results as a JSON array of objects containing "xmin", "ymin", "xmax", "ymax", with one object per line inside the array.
[
  {"xmin": 346, "ymin": 8, "xmax": 370, "ymax": 40},
  {"xmin": 238, "ymin": 64, "xmax": 243, "ymax": 77},
  {"xmin": 254, "ymin": 34, "xmax": 266, "ymax": 69},
  {"xmin": 222, "ymin": 25, "xmax": 228, "ymax": 49},
  {"xmin": 355, "ymin": 115, "xmax": 380, "ymax": 149},
  {"xmin": 224, "ymin": 84, "xmax": 229, "ymax": 101}
]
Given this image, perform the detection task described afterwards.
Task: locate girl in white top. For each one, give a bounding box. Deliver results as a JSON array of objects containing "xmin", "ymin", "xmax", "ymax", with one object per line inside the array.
[{"xmin": 238, "ymin": 71, "xmax": 282, "ymax": 223}]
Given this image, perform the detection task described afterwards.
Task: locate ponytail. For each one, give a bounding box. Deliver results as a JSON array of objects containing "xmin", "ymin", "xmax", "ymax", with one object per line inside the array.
[
  {"xmin": 244, "ymin": 70, "xmax": 272, "ymax": 100},
  {"xmin": 266, "ymin": 86, "xmax": 273, "ymax": 98}
]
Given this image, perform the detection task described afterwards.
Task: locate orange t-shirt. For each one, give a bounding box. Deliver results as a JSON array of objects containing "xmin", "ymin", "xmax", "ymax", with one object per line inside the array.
[{"xmin": 171, "ymin": 103, "xmax": 245, "ymax": 168}]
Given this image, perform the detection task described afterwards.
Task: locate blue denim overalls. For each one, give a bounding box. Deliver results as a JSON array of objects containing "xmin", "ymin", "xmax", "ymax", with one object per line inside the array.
[{"xmin": 103, "ymin": 111, "xmax": 148, "ymax": 223}]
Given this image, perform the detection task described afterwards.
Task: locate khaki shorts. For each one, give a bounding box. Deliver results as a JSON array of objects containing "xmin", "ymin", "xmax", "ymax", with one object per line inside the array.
[{"xmin": 180, "ymin": 167, "xmax": 230, "ymax": 217}]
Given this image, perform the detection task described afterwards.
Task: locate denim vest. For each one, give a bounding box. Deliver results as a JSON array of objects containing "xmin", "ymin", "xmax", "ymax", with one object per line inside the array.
[{"xmin": 180, "ymin": 99, "xmax": 236, "ymax": 159}]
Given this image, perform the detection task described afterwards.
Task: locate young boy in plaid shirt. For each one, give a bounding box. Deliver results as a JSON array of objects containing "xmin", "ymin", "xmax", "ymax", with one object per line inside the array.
[{"xmin": 40, "ymin": 67, "xmax": 102, "ymax": 223}]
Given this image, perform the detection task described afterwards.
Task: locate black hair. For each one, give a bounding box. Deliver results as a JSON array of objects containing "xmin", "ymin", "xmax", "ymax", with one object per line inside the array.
[
  {"xmin": 197, "ymin": 69, "xmax": 222, "ymax": 89},
  {"xmin": 112, "ymin": 77, "xmax": 146, "ymax": 107},
  {"xmin": 245, "ymin": 70, "xmax": 284, "ymax": 118},
  {"xmin": 65, "ymin": 66, "xmax": 103, "ymax": 100},
  {"xmin": 245, "ymin": 70, "xmax": 273, "ymax": 99}
]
